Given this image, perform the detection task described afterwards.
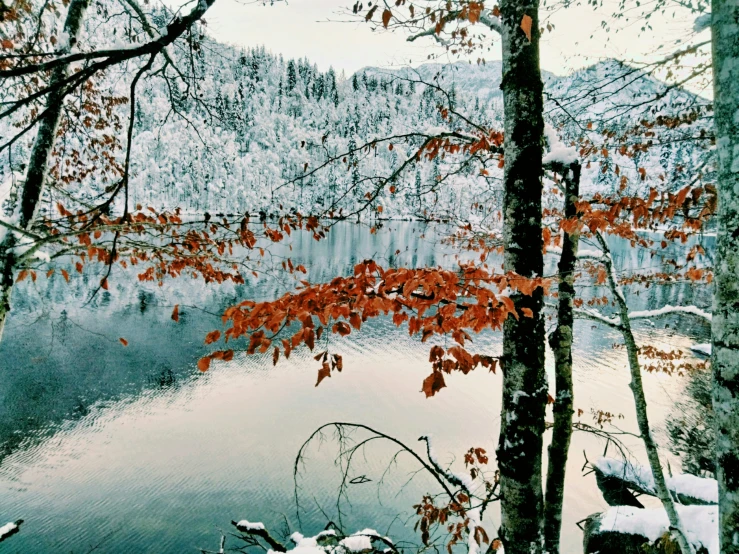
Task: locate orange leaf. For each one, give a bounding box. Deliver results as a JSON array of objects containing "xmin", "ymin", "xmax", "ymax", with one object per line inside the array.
[
  {"xmin": 119, "ymin": 338, "xmax": 128, "ymax": 346},
  {"xmin": 316, "ymin": 362, "xmax": 331, "ymax": 387},
  {"xmin": 273, "ymin": 347, "xmax": 280, "ymax": 366},
  {"xmin": 520, "ymin": 14, "xmax": 532, "ymax": 41},
  {"xmin": 61, "ymin": 269, "xmax": 70, "ymax": 282},
  {"xmin": 596, "ymin": 267, "xmax": 607, "ymax": 285},
  {"xmin": 349, "ymin": 312, "xmax": 362, "ymax": 329},
  {"xmin": 422, "ymin": 371, "xmax": 446, "ymax": 398},
  {"xmin": 15, "ymin": 270, "xmax": 28, "ymax": 283},
  {"xmin": 198, "ymin": 357, "xmax": 211, "ymax": 372},
  {"xmin": 100, "ymin": 278, "xmax": 108, "ymax": 290},
  {"xmin": 468, "ymin": 2, "xmax": 482, "ymax": 23},
  {"xmin": 333, "ymin": 321, "xmax": 352, "ymax": 337},
  {"xmin": 521, "ymin": 307, "xmax": 533, "ymax": 318},
  {"xmin": 205, "ymin": 330, "xmax": 221, "ymax": 344},
  {"xmin": 171, "ymin": 304, "xmax": 180, "ymax": 322},
  {"xmin": 382, "ymin": 8, "xmax": 392, "ymax": 27}
]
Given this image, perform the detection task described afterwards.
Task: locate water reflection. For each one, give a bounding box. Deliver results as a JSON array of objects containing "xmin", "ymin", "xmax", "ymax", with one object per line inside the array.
[{"xmin": 0, "ymin": 222, "xmax": 713, "ymax": 553}]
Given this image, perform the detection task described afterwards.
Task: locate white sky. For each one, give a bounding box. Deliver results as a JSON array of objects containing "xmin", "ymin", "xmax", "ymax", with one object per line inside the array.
[{"xmin": 199, "ymin": 0, "xmax": 707, "ymax": 77}]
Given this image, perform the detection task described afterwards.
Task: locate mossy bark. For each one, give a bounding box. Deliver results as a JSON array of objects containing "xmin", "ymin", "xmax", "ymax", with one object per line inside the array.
[
  {"xmin": 0, "ymin": 0, "xmax": 90, "ymax": 341},
  {"xmin": 543, "ymin": 164, "xmax": 580, "ymax": 553},
  {"xmin": 496, "ymin": 0, "xmax": 546, "ymax": 552},
  {"xmin": 710, "ymin": 0, "xmax": 739, "ymax": 550}
]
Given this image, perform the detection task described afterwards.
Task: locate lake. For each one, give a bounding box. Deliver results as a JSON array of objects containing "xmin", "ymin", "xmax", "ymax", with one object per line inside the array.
[{"xmin": 0, "ymin": 221, "xmax": 713, "ymax": 553}]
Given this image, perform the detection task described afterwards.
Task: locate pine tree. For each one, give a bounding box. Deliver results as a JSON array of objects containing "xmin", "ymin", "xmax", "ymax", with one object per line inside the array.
[{"xmin": 286, "ymin": 60, "xmax": 297, "ymax": 91}]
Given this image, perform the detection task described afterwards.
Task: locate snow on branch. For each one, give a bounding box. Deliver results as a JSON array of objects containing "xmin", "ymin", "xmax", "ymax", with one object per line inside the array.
[
  {"xmin": 418, "ymin": 435, "xmax": 475, "ymax": 494},
  {"xmin": 542, "ymin": 124, "xmax": 578, "ymax": 166},
  {"xmin": 627, "ymin": 304, "xmax": 712, "ymax": 323},
  {"xmin": 593, "ymin": 457, "xmax": 717, "ymax": 505},
  {"xmin": 232, "ymin": 520, "xmax": 287, "ymax": 552},
  {"xmin": 0, "ymin": 520, "xmax": 22, "ymax": 543},
  {"xmin": 233, "ymin": 523, "xmax": 398, "ymax": 554},
  {"xmin": 547, "ymin": 245, "xmax": 604, "ymax": 261},
  {"xmin": 406, "ymin": 8, "xmax": 501, "ymax": 43}
]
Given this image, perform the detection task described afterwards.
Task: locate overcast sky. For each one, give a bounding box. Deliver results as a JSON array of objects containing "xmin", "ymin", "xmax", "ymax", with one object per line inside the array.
[{"xmin": 197, "ymin": 0, "xmax": 706, "ymax": 77}]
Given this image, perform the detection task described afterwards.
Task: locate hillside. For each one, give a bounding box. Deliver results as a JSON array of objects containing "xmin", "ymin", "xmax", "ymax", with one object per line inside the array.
[{"xmin": 1, "ymin": 35, "xmax": 713, "ymax": 222}]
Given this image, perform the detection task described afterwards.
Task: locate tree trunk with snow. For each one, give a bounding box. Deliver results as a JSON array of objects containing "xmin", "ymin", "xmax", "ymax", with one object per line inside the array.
[
  {"xmin": 496, "ymin": 1, "xmax": 547, "ymax": 551},
  {"xmin": 0, "ymin": 0, "xmax": 90, "ymax": 341},
  {"xmin": 596, "ymin": 233, "xmax": 694, "ymax": 554},
  {"xmin": 710, "ymin": 0, "xmax": 739, "ymax": 551},
  {"xmin": 543, "ymin": 163, "xmax": 580, "ymax": 554}
]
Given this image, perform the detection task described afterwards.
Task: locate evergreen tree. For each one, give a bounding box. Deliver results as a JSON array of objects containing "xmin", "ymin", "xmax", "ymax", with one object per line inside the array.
[{"xmin": 286, "ymin": 60, "xmax": 297, "ymax": 91}]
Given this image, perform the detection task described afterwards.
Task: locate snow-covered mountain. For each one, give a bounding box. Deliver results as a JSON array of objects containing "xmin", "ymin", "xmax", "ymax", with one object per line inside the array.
[{"xmin": 1, "ymin": 29, "xmax": 713, "ymax": 223}]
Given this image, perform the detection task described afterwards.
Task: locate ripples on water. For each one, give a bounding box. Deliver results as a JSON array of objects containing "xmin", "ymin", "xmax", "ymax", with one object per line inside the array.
[{"xmin": 0, "ymin": 222, "xmax": 713, "ymax": 553}]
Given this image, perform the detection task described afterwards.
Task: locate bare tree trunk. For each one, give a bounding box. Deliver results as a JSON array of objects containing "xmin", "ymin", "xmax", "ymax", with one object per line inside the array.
[
  {"xmin": 496, "ymin": 0, "xmax": 546, "ymax": 551},
  {"xmin": 596, "ymin": 232, "xmax": 694, "ymax": 554},
  {"xmin": 710, "ymin": 1, "xmax": 739, "ymax": 552},
  {"xmin": 0, "ymin": 0, "xmax": 90, "ymax": 341},
  {"xmin": 543, "ymin": 163, "xmax": 580, "ymax": 554}
]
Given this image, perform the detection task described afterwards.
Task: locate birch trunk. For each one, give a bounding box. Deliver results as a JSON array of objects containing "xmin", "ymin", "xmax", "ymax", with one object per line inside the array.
[
  {"xmin": 596, "ymin": 233, "xmax": 694, "ymax": 554},
  {"xmin": 710, "ymin": 0, "xmax": 739, "ymax": 550},
  {"xmin": 496, "ymin": 0, "xmax": 547, "ymax": 551},
  {"xmin": 0, "ymin": 0, "xmax": 90, "ymax": 341},
  {"xmin": 543, "ymin": 163, "xmax": 580, "ymax": 554}
]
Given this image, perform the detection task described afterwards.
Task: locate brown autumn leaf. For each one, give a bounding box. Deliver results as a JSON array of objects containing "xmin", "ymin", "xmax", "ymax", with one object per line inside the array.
[
  {"xmin": 520, "ymin": 307, "xmax": 533, "ymax": 318},
  {"xmin": 366, "ymin": 5, "xmax": 377, "ymax": 20},
  {"xmin": 316, "ymin": 362, "xmax": 331, "ymax": 387},
  {"xmin": 422, "ymin": 371, "xmax": 446, "ymax": 398},
  {"xmin": 382, "ymin": 8, "xmax": 392, "ymax": 28},
  {"xmin": 15, "ymin": 270, "xmax": 28, "ymax": 283},
  {"xmin": 349, "ymin": 312, "xmax": 362, "ymax": 329},
  {"xmin": 596, "ymin": 267, "xmax": 607, "ymax": 285},
  {"xmin": 198, "ymin": 356, "xmax": 211, "ymax": 372},
  {"xmin": 468, "ymin": 2, "xmax": 482, "ymax": 23},
  {"xmin": 119, "ymin": 337, "xmax": 128, "ymax": 346},
  {"xmin": 205, "ymin": 330, "xmax": 221, "ymax": 344},
  {"xmin": 520, "ymin": 14, "xmax": 532, "ymax": 41},
  {"xmin": 333, "ymin": 321, "xmax": 352, "ymax": 336},
  {"xmin": 273, "ymin": 346, "xmax": 280, "ymax": 366},
  {"xmin": 61, "ymin": 269, "xmax": 70, "ymax": 282},
  {"xmin": 46, "ymin": 269, "xmax": 55, "ymax": 279},
  {"xmin": 100, "ymin": 277, "xmax": 109, "ymax": 290},
  {"xmin": 171, "ymin": 304, "xmax": 180, "ymax": 322}
]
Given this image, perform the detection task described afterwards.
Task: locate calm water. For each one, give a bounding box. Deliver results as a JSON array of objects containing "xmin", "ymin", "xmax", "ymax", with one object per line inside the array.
[{"xmin": 0, "ymin": 222, "xmax": 713, "ymax": 553}]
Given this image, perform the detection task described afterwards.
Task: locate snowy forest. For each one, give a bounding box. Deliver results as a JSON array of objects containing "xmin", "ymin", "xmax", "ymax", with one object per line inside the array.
[{"xmin": 0, "ymin": 0, "xmax": 736, "ymax": 553}]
